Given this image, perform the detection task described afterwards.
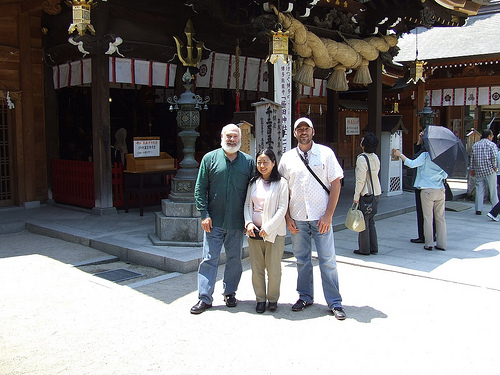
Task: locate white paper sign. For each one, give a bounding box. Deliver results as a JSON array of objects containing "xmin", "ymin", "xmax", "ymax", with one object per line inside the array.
[
  {"xmin": 133, "ymin": 138, "xmax": 160, "ymax": 158},
  {"xmin": 346, "ymin": 117, "xmax": 360, "ymax": 136}
]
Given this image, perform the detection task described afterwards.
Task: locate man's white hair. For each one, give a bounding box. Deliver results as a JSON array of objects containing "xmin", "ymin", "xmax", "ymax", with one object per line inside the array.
[{"xmin": 221, "ymin": 123, "xmax": 241, "ymax": 137}]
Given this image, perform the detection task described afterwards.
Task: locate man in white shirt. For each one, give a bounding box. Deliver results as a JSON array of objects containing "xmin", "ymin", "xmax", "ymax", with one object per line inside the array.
[{"xmin": 278, "ymin": 117, "xmax": 346, "ymax": 320}]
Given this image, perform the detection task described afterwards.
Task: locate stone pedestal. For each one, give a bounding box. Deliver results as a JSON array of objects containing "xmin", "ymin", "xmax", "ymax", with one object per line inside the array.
[
  {"xmin": 150, "ymin": 199, "xmax": 203, "ymax": 247},
  {"xmin": 151, "ymin": 69, "xmax": 209, "ymax": 246}
]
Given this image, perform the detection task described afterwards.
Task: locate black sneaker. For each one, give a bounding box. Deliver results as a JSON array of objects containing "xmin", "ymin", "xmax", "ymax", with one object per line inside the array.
[
  {"xmin": 333, "ymin": 307, "xmax": 346, "ymax": 320},
  {"xmin": 224, "ymin": 294, "xmax": 237, "ymax": 307},
  {"xmin": 291, "ymin": 299, "xmax": 313, "ymax": 311}
]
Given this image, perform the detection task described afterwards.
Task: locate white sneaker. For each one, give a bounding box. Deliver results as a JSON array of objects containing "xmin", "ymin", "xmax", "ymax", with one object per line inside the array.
[{"xmin": 487, "ymin": 212, "xmax": 499, "ymax": 222}]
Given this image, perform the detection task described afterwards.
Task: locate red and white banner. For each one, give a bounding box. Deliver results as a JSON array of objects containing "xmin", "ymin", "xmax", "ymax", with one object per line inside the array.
[
  {"xmin": 53, "ymin": 58, "xmax": 176, "ymax": 89},
  {"xmin": 299, "ymin": 79, "xmax": 327, "ymax": 98}
]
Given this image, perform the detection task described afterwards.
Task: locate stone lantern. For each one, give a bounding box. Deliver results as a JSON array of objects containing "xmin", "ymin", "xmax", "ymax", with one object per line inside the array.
[{"xmin": 150, "ymin": 20, "xmax": 208, "ymax": 247}]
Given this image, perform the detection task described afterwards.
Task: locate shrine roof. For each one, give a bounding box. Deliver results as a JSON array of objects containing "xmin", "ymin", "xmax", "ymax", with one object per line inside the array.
[{"xmin": 395, "ymin": 11, "xmax": 500, "ymax": 63}]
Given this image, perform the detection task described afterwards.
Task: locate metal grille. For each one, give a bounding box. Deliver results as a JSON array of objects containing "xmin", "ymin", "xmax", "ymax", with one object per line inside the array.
[
  {"xmin": 389, "ymin": 176, "xmax": 401, "ymax": 192},
  {"xmin": 0, "ymin": 102, "xmax": 12, "ymax": 204},
  {"xmin": 93, "ymin": 268, "xmax": 144, "ymax": 282}
]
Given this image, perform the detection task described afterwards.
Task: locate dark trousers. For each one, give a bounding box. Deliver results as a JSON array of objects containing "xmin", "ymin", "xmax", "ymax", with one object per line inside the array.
[
  {"xmin": 415, "ymin": 189, "xmax": 435, "ymax": 240},
  {"xmin": 490, "ymin": 201, "xmax": 500, "ymax": 217},
  {"xmin": 358, "ymin": 196, "xmax": 379, "ymax": 254}
]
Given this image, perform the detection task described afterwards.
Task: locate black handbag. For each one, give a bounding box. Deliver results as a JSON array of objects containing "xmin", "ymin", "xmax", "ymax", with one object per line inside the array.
[
  {"xmin": 250, "ymin": 227, "xmax": 264, "ymax": 240},
  {"xmin": 358, "ymin": 154, "xmax": 378, "ymax": 216},
  {"xmin": 444, "ymin": 179, "xmax": 453, "ymax": 201}
]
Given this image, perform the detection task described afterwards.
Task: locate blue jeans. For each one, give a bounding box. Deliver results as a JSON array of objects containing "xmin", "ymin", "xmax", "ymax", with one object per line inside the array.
[
  {"xmin": 475, "ymin": 173, "xmax": 499, "ymax": 212},
  {"xmin": 197, "ymin": 227, "xmax": 244, "ymax": 304},
  {"xmin": 291, "ymin": 220, "xmax": 342, "ymax": 309}
]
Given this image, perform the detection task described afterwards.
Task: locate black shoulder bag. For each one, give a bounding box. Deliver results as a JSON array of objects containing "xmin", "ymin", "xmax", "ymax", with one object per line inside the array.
[
  {"xmin": 296, "ymin": 148, "xmax": 330, "ymax": 195},
  {"xmin": 358, "ymin": 154, "xmax": 378, "ymax": 215}
]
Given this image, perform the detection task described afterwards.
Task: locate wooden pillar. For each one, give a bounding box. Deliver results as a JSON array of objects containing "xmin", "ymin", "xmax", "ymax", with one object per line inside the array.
[
  {"xmin": 368, "ymin": 58, "xmax": 382, "ymax": 155},
  {"xmin": 18, "ymin": 9, "xmax": 35, "ymax": 202},
  {"xmin": 91, "ymin": 1, "xmax": 115, "ymax": 214},
  {"xmin": 326, "ymin": 89, "xmax": 338, "ymax": 143}
]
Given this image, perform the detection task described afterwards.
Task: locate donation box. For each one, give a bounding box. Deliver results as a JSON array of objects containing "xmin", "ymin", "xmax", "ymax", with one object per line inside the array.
[
  {"xmin": 126, "ymin": 137, "xmax": 175, "ymax": 172},
  {"xmin": 380, "ymin": 116, "xmax": 408, "ymax": 197}
]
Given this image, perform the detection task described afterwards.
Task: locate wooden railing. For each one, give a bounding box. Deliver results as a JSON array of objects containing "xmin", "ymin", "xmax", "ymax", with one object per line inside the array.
[{"xmin": 51, "ymin": 160, "xmax": 174, "ymax": 209}]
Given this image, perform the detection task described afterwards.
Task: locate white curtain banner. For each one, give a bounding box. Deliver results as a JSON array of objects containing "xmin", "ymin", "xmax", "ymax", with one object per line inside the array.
[
  {"xmin": 59, "ymin": 63, "xmax": 70, "ymax": 88},
  {"xmin": 454, "ymin": 88, "xmax": 465, "ymax": 106},
  {"xmin": 490, "ymin": 86, "xmax": 500, "ymax": 105},
  {"xmin": 70, "ymin": 61, "xmax": 82, "ymax": 86},
  {"xmin": 212, "ymin": 53, "xmax": 231, "ymax": 89},
  {"xmin": 312, "ymin": 79, "xmax": 323, "ymax": 97},
  {"xmin": 431, "ymin": 89, "xmax": 442, "ymax": 107},
  {"xmin": 244, "ymin": 57, "xmax": 260, "ymax": 91},
  {"xmin": 274, "ymin": 59, "xmax": 292, "ymax": 155},
  {"xmin": 442, "ymin": 88, "xmax": 453, "ymax": 107},
  {"xmin": 466, "ymin": 87, "xmax": 477, "ymax": 106},
  {"xmin": 115, "ymin": 57, "xmax": 132, "ymax": 83},
  {"xmin": 196, "ymin": 52, "xmax": 213, "ymax": 88},
  {"xmin": 478, "ymin": 87, "xmax": 490, "ymax": 105},
  {"xmin": 134, "ymin": 60, "xmax": 150, "ymax": 85}
]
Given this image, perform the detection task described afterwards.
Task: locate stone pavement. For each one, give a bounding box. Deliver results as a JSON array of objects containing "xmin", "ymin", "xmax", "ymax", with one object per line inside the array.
[
  {"xmin": 1, "ymin": 199, "xmax": 500, "ymax": 375},
  {"xmin": 1, "ymin": 171, "xmax": 500, "ymax": 374},
  {"xmin": 0, "ymin": 169, "xmax": 469, "ymax": 273}
]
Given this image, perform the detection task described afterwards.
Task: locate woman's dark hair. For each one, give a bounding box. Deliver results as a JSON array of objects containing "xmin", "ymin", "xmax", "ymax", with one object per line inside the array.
[
  {"xmin": 361, "ymin": 132, "xmax": 378, "ymax": 153},
  {"xmin": 250, "ymin": 148, "xmax": 281, "ymax": 183}
]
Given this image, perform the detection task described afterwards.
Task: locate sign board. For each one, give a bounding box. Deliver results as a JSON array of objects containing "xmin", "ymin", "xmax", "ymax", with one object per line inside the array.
[
  {"xmin": 345, "ymin": 117, "xmax": 360, "ymax": 136},
  {"xmin": 238, "ymin": 121, "xmax": 252, "ymax": 155},
  {"xmin": 252, "ymin": 98, "xmax": 283, "ymax": 163},
  {"xmin": 133, "ymin": 137, "xmax": 160, "ymax": 158},
  {"xmin": 273, "ymin": 59, "xmax": 292, "ymax": 153}
]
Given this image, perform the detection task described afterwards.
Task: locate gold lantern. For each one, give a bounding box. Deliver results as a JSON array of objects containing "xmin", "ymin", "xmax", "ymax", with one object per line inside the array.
[
  {"xmin": 266, "ymin": 29, "xmax": 290, "ymax": 64},
  {"xmin": 407, "ymin": 26, "xmax": 426, "ymax": 84},
  {"xmin": 407, "ymin": 59, "xmax": 427, "ymax": 84},
  {"xmin": 66, "ymin": 0, "xmax": 96, "ymax": 36}
]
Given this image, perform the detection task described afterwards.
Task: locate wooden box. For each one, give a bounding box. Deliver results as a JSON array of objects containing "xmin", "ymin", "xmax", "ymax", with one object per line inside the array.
[{"xmin": 125, "ymin": 152, "xmax": 175, "ymax": 172}]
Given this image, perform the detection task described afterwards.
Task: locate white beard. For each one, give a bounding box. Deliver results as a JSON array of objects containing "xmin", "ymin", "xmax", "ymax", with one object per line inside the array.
[{"xmin": 221, "ymin": 139, "xmax": 241, "ymax": 154}]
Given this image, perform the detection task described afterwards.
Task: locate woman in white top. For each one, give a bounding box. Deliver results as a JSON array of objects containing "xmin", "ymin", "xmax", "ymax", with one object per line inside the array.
[
  {"xmin": 353, "ymin": 132, "xmax": 382, "ymax": 255},
  {"xmin": 244, "ymin": 149, "xmax": 289, "ymax": 313}
]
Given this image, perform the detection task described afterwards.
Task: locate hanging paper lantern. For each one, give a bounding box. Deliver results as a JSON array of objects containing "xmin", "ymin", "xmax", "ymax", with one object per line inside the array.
[{"xmin": 66, "ymin": 0, "xmax": 95, "ymax": 36}]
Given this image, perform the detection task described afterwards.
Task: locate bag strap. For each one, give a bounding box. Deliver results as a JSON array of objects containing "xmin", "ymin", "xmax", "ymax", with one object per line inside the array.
[
  {"xmin": 296, "ymin": 147, "xmax": 330, "ymax": 195},
  {"xmin": 362, "ymin": 154, "xmax": 375, "ymax": 195}
]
